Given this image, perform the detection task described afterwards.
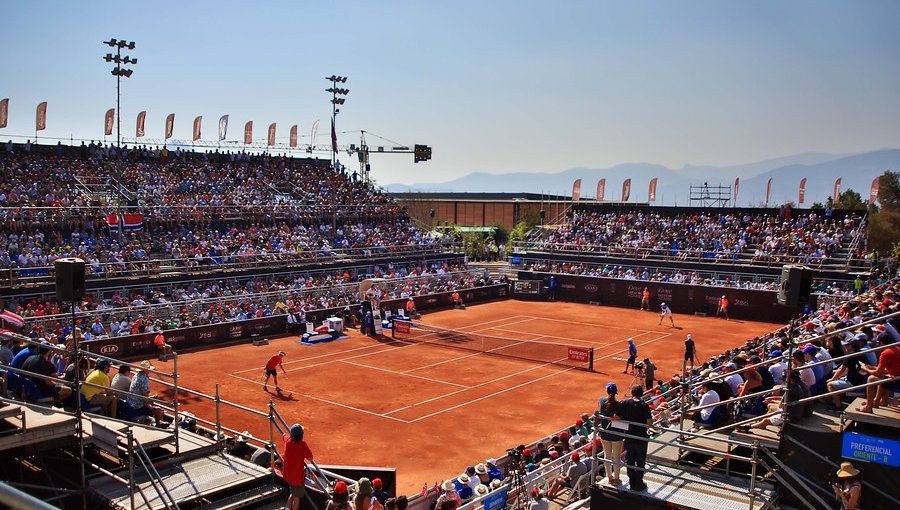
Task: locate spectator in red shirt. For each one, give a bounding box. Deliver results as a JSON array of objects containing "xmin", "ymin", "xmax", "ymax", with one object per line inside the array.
[
  {"xmin": 859, "ymin": 326, "xmax": 900, "ymax": 413},
  {"xmin": 281, "ymin": 423, "xmax": 314, "ymax": 510},
  {"xmin": 263, "ymin": 351, "xmax": 287, "ymax": 392}
]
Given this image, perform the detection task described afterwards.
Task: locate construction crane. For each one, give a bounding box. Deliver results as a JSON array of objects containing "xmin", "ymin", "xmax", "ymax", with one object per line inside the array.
[{"xmin": 344, "ymin": 130, "xmax": 431, "ymax": 183}]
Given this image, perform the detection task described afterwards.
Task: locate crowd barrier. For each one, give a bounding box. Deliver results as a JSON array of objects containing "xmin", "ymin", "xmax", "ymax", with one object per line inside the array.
[
  {"xmin": 516, "ymin": 271, "xmax": 801, "ymax": 323},
  {"xmin": 80, "ymin": 284, "xmax": 509, "ymax": 360}
]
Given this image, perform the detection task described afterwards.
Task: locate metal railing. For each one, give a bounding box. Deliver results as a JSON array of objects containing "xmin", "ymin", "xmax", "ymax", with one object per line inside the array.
[{"xmin": 2, "ymin": 242, "xmax": 460, "ymax": 288}]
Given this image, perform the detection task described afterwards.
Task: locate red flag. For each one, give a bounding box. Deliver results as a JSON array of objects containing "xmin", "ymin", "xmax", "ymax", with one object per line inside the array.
[
  {"xmin": 104, "ymin": 108, "xmax": 115, "ymax": 136},
  {"xmin": 165, "ymin": 113, "xmax": 175, "ymax": 140},
  {"xmin": 833, "ymin": 178, "xmax": 842, "ymax": 204},
  {"xmin": 0, "ymin": 98, "xmax": 8, "ymax": 129},
  {"xmin": 572, "ymin": 179, "xmax": 582, "ymax": 201},
  {"xmin": 798, "ymin": 177, "xmax": 807, "ymax": 205},
  {"xmin": 596, "ymin": 179, "xmax": 606, "ymax": 200},
  {"xmin": 193, "ymin": 116, "xmax": 202, "ymax": 141},
  {"xmin": 136, "ymin": 110, "xmax": 146, "ymax": 138},
  {"xmin": 290, "ymin": 125, "xmax": 298, "ymax": 148},
  {"xmin": 622, "ymin": 179, "xmax": 631, "ymax": 202},
  {"xmin": 244, "ymin": 121, "xmax": 253, "ymax": 144},
  {"xmin": 0, "ymin": 309, "xmax": 25, "ymax": 331},
  {"xmin": 122, "ymin": 212, "xmax": 143, "ymax": 231},
  {"xmin": 648, "ymin": 178, "xmax": 658, "ymax": 202},
  {"xmin": 765, "ymin": 178, "xmax": 772, "ymax": 205},
  {"xmin": 734, "ymin": 177, "xmax": 740, "ymax": 203},
  {"xmin": 331, "ymin": 118, "xmax": 338, "ymax": 153},
  {"xmin": 869, "ymin": 177, "xmax": 880, "ymax": 205},
  {"xmin": 268, "ymin": 123, "xmax": 276, "ymax": 146},
  {"xmin": 36, "ymin": 101, "xmax": 47, "ymax": 131}
]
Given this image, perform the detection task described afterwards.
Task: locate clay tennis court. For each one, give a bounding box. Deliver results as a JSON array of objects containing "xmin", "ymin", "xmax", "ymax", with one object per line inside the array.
[{"xmin": 163, "ymin": 299, "xmax": 783, "ymax": 495}]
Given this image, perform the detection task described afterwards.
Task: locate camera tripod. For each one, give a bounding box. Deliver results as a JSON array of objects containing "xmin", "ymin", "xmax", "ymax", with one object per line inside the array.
[
  {"xmin": 507, "ymin": 467, "xmax": 528, "ymax": 510},
  {"xmin": 628, "ymin": 364, "xmax": 646, "ymax": 390}
]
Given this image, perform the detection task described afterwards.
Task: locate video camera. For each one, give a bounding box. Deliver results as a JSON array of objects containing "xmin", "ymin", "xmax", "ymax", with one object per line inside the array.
[{"xmin": 507, "ymin": 448, "xmax": 521, "ymax": 462}]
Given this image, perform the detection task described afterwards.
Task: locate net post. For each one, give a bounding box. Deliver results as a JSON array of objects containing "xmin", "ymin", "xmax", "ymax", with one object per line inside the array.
[{"xmin": 588, "ymin": 347, "xmax": 594, "ymax": 371}]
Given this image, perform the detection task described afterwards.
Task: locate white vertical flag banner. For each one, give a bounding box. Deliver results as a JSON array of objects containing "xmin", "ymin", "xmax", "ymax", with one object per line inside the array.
[{"xmin": 218, "ymin": 115, "xmax": 229, "ymax": 141}]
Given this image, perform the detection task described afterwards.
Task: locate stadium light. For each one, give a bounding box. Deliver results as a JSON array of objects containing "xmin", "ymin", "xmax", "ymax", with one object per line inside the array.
[
  {"xmin": 102, "ymin": 37, "xmax": 137, "ymax": 147},
  {"xmin": 326, "ymin": 75, "xmax": 349, "ymax": 170}
]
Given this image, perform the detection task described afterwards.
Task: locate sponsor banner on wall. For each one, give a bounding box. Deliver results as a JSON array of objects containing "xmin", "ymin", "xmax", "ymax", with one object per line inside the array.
[
  {"xmin": 81, "ymin": 285, "xmax": 509, "ymax": 359},
  {"xmin": 516, "ymin": 272, "xmax": 796, "ymax": 323}
]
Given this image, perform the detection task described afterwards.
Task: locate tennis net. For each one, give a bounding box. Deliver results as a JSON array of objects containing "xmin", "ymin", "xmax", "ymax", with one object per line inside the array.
[{"xmin": 391, "ymin": 320, "xmax": 594, "ymax": 371}]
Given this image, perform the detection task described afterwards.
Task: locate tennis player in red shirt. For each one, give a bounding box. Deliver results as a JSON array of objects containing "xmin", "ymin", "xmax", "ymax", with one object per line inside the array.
[
  {"xmin": 263, "ymin": 351, "xmax": 287, "ymax": 392},
  {"xmin": 282, "ymin": 423, "xmax": 314, "ymax": 510}
]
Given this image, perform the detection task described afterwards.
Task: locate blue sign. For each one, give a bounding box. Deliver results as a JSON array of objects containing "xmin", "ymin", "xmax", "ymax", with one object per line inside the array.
[
  {"xmin": 842, "ymin": 432, "xmax": 900, "ymax": 467},
  {"xmin": 481, "ymin": 488, "xmax": 508, "ymax": 510}
]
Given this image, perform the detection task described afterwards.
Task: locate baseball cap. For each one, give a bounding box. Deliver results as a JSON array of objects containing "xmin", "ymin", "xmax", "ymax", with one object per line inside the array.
[
  {"xmin": 334, "ymin": 481, "xmax": 349, "ymax": 495},
  {"xmin": 372, "ymin": 478, "xmax": 383, "ymax": 490},
  {"xmin": 802, "ymin": 345, "xmax": 818, "ymax": 355},
  {"xmin": 289, "ymin": 423, "xmax": 304, "ymax": 440},
  {"xmin": 768, "ymin": 350, "xmax": 782, "ymax": 358},
  {"xmin": 571, "ymin": 452, "xmax": 580, "ymax": 461}
]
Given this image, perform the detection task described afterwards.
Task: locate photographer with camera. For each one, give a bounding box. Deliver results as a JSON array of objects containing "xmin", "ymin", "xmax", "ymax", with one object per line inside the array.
[
  {"xmin": 642, "ymin": 358, "xmax": 656, "ymax": 390},
  {"xmin": 832, "ymin": 462, "xmax": 862, "ymax": 510}
]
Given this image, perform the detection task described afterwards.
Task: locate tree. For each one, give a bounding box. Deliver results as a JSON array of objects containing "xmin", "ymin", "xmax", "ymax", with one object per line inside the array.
[
  {"xmin": 877, "ymin": 170, "xmax": 900, "ymax": 209},
  {"xmin": 867, "ymin": 171, "xmax": 900, "ymax": 257},
  {"xmin": 824, "ymin": 188, "xmax": 867, "ymax": 211}
]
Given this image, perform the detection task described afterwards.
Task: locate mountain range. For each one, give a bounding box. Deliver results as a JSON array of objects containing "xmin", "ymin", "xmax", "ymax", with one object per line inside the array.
[{"xmin": 385, "ymin": 149, "xmax": 900, "ymax": 207}]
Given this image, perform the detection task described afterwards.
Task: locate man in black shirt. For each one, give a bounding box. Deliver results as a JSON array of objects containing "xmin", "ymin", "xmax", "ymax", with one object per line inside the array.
[
  {"xmin": 684, "ymin": 334, "xmax": 697, "ymax": 368},
  {"xmin": 22, "ymin": 345, "xmax": 72, "ymax": 404},
  {"xmin": 614, "ymin": 385, "xmax": 653, "ymax": 491}
]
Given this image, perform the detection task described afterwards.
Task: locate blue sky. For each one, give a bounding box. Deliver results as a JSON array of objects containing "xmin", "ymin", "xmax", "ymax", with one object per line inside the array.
[{"xmin": 2, "ymin": 1, "xmax": 899, "ymax": 187}]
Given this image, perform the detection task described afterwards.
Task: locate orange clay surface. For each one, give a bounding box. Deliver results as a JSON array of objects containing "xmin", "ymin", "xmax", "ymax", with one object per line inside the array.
[{"xmin": 159, "ymin": 299, "xmax": 783, "ymax": 495}]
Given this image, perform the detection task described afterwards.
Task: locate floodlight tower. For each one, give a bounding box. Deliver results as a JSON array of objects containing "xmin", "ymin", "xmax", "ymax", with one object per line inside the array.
[
  {"xmin": 326, "ymin": 75, "xmax": 349, "ymax": 170},
  {"xmin": 103, "ymin": 38, "xmax": 137, "ymax": 147}
]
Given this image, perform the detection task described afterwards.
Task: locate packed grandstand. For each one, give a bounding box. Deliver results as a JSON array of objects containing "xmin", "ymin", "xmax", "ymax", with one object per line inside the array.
[{"xmin": 1, "ymin": 141, "xmax": 898, "ymax": 510}]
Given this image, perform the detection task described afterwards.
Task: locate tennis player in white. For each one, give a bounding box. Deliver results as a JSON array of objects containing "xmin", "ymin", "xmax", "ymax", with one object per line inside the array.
[{"xmin": 658, "ymin": 302, "xmax": 675, "ymax": 327}]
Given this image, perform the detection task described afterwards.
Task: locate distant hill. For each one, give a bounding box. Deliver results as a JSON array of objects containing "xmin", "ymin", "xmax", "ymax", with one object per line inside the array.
[{"xmin": 385, "ymin": 149, "xmax": 899, "ymax": 206}]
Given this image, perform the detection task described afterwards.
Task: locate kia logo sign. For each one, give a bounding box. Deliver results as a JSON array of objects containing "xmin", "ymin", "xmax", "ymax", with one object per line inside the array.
[
  {"xmin": 584, "ymin": 284, "xmax": 598, "ymax": 293},
  {"xmin": 100, "ymin": 344, "xmax": 119, "ymax": 355}
]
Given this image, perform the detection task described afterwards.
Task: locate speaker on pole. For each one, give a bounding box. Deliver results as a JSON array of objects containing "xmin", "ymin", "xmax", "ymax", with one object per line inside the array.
[
  {"xmin": 55, "ymin": 257, "xmax": 86, "ymax": 303},
  {"xmin": 778, "ymin": 264, "xmax": 812, "ymax": 307}
]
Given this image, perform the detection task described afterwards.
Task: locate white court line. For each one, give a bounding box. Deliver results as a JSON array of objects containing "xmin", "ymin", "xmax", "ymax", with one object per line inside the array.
[
  {"xmin": 379, "ymin": 357, "xmax": 569, "ymax": 416},
  {"xmin": 336, "ymin": 360, "xmax": 469, "ymax": 388},
  {"xmin": 227, "ymin": 372, "xmax": 411, "ymax": 423},
  {"xmin": 231, "ymin": 341, "xmax": 397, "ymax": 375},
  {"xmin": 407, "ymin": 365, "xmax": 579, "ymax": 423},
  {"xmin": 537, "ymin": 315, "xmax": 658, "ymax": 335},
  {"xmin": 402, "ymin": 334, "xmax": 550, "ymax": 373},
  {"xmin": 594, "ymin": 332, "xmax": 673, "ymax": 362}
]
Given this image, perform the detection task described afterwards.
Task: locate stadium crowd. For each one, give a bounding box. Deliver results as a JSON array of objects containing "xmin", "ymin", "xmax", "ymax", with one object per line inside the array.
[
  {"xmin": 535, "ymin": 210, "xmax": 864, "ymax": 265},
  {"xmin": 414, "ymin": 276, "xmax": 899, "ymax": 505},
  {"xmin": 8, "ymin": 264, "xmax": 501, "ymax": 342},
  {"xmin": 0, "ymin": 148, "xmax": 439, "ymax": 276}
]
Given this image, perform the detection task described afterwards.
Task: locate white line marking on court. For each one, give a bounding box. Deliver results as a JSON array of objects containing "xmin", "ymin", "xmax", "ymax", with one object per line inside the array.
[
  {"xmin": 406, "ymin": 365, "xmax": 579, "ymax": 423},
  {"xmin": 382, "ymin": 359, "xmax": 570, "ymax": 416},
  {"xmin": 226, "ymin": 372, "xmax": 411, "ymax": 423},
  {"xmin": 336, "ymin": 360, "xmax": 469, "ymax": 388},
  {"xmin": 537, "ymin": 315, "xmax": 658, "ymax": 335}
]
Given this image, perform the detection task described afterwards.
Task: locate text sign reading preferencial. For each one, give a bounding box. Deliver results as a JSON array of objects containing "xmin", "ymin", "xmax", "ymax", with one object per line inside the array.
[
  {"xmin": 841, "ymin": 431, "xmax": 899, "ymax": 467},
  {"xmin": 482, "ymin": 488, "xmax": 508, "ymax": 510}
]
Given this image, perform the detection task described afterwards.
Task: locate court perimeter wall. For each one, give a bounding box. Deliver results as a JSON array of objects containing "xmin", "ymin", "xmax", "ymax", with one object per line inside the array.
[
  {"xmin": 81, "ymin": 284, "xmax": 510, "ymax": 360},
  {"xmin": 516, "ymin": 271, "xmax": 800, "ymax": 323}
]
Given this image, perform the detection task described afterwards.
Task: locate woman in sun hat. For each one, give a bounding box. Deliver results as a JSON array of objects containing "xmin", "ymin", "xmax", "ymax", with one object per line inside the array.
[
  {"xmin": 435, "ymin": 480, "xmax": 460, "ymax": 510},
  {"xmin": 831, "ymin": 461, "xmax": 861, "ymax": 510},
  {"xmin": 352, "ymin": 477, "xmax": 383, "ymax": 510}
]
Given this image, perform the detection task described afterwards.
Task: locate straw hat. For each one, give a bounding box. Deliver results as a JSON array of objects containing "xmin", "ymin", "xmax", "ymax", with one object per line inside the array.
[
  {"xmin": 474, "ymin": 484, "xmax": 489, "ymax": 496},
  {"xmin": 836, "ymin": 461, "xmax": 860, "ymax": 478},
  {"xmin": 442, "ymin": 480, "xmax": 456, "ymax": 492}
]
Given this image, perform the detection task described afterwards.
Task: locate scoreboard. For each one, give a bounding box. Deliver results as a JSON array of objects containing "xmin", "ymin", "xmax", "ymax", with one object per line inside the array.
[{"xmin": 513, "ymin": 280, "xmax": 542, "ymax": 295}]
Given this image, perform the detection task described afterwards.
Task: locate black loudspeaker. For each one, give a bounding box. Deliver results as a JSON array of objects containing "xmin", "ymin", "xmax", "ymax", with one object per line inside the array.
[
  {"xmin": 778, "ymin": 264, "xmax": 812, "ymax": 307},
  {"xmin": 55, "ymin": 257, "xmax": 86, "ymax": 303}
]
